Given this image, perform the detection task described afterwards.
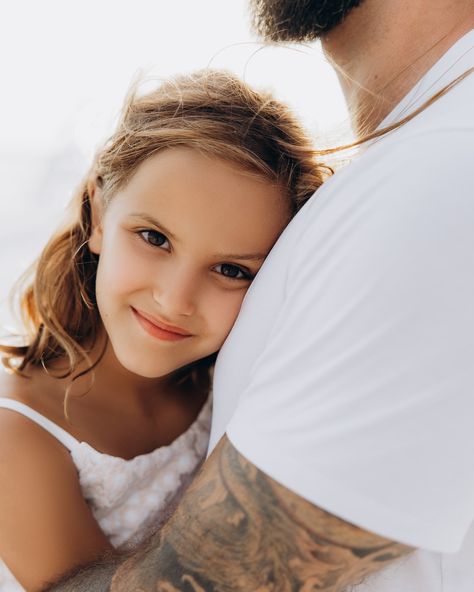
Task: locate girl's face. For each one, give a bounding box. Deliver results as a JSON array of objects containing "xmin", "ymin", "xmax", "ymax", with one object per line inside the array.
[{"xmin": 89, "ymin": 147, "xmax": 290, "ymax": 379}]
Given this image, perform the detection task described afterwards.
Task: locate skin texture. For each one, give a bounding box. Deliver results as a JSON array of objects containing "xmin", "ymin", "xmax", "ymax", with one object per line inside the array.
[
  {"xmin": 324, "ymin": 0, "xmax": 474, "ymax": 131},
  {"xmin": 45, "ymin": 437, "xmax": 410, "ymax": 592}
]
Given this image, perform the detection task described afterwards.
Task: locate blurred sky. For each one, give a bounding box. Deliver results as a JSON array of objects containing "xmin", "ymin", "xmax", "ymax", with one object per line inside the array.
[{"xmin": 0, "ymin": 0, "xmax": 350, "ymax": 327}]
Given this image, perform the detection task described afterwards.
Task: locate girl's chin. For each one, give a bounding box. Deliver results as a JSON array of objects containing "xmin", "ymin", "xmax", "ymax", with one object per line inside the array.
[
  {"xmin": 119, "ymin": 363, "xmax": 182, "ymax": 380},
  {"xmin": 115, "ymin": 355, "xmax": 198, "ymax": 381}
]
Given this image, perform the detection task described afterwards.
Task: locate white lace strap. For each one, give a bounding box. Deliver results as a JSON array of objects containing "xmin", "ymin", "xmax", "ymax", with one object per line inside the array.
[{"xmin": 0, "ymin": 397, "xmax": 80, "ymax": 451}]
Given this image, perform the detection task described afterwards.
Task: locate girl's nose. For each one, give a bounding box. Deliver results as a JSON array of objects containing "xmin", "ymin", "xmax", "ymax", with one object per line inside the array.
[{"xmin": 152, "ymin": 266, "xmax": 197, "ymax": 318}]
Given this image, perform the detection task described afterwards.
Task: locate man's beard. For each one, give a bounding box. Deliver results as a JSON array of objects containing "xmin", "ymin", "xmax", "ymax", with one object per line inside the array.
[{"xmin": 250, "ymin": 0, "xmax": 364, "ymax": 41}]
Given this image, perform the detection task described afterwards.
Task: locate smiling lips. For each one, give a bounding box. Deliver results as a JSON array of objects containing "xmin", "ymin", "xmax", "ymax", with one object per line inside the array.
[{"xmin": 131, "ymin": 307, "xmax": 192, "ymax": 342}]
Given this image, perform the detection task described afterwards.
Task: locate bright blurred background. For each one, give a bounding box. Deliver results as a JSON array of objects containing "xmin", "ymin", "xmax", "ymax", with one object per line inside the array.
[{"xmin": 0, "ymin": 0, "xmax": 350, "ymax": 329}]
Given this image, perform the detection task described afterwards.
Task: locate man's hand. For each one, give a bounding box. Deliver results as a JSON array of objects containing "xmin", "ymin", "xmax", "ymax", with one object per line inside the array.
[{"xmin": 104, "ymin": 436, "xmax": 411, "ymax": 592}]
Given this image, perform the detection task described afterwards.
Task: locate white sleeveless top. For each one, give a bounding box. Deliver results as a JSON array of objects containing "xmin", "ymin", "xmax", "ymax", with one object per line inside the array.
[{"xmin": 0, "ymin": 396, "xmax": 212, "ymax": 591}]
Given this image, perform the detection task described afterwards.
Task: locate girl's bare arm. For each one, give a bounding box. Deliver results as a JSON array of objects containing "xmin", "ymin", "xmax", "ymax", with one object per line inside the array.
[{"xmin": 0, "ymin": 410, "xmax": 113, "ymax": 592}]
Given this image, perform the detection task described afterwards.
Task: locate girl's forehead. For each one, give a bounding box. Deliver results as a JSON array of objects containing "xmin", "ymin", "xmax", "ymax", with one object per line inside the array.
[
  {"xmin": 117, "ymin": 148, "xmax": 288, "ymax": 213},
  {"xmin": 125, "ymin": 147, "xmax": 266, "ymax": 191},
  {"xmin": 110, "ymin": 147, "xmax": 291, "ymax": 255}
]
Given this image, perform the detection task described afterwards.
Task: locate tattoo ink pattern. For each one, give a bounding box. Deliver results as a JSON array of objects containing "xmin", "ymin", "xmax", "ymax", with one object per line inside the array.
[
  {"xmin": 107, "ymin": 437, "xmax": 411, "ymax": 592},
  {"xmin": 44, "ymin": 437, "xmax": 410, "ymax": 591}
]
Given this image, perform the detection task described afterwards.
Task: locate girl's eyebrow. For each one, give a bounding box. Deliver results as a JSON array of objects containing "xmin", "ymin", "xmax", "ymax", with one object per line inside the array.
[
  {"xmin": 129, "ymin": 212, "xmax": 177, "ymax": 241},
  {"xmin": 214, "ymin": 252, "xmax": 267, "ymax": 262},
  {"xmin": 129, "ymin": 211, "xmax": 266, "ymax": 262}
]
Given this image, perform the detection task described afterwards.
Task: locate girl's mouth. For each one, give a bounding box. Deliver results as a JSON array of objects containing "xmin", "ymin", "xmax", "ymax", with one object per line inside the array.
[{"xmin": 131, "ymin": 307, "xmax": 193, "ymax": 342}]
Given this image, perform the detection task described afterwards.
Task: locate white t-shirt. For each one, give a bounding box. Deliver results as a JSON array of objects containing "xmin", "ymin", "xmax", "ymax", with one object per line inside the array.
[{"xmin": 209, "ymin": 31, "xmax": 474, "ymax": 592}]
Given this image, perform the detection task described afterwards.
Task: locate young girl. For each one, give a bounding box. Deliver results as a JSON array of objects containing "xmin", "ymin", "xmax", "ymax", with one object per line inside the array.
[{"xmin": 0, "ymin": 69, "xmax": 329, "ymax": 591}]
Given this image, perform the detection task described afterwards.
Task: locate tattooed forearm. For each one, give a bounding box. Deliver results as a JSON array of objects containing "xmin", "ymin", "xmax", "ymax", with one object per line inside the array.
[
  {"xmin": 44, "ymin": 436, "xmax": 410, "ymax": 591},
  {"xmin": 109, "ymin": 436, "xmax": 411, "ymax": 592},
  {"xmin": 41, "ymin": 551, "xmax": 122, "ymax": 592}
]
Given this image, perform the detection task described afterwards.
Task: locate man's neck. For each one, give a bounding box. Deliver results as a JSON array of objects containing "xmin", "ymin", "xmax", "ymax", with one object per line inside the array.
[{"xmin": 321, "ymin": 0, "xmax": 474, "ymax": 135}]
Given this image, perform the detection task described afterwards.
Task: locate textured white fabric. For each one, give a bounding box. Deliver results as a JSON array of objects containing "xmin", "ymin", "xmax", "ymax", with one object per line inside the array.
[
  {"xmin": 210, "ymin": 31, "xmax": 474, "ymax": 591},
  {"xmin": 0, "ymin": 396, "xmax": 211, "ymax": 591}
]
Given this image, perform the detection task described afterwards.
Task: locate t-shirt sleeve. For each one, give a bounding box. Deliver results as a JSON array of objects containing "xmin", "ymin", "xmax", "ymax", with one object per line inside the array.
[{"xmin": 226, "ymin": 131, "xmax": 474, "ymax": 553}]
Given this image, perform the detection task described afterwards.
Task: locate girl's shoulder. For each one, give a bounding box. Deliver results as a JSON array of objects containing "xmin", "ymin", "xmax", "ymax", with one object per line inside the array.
[
  {"xmin": 0, "ymin": 369, "xmax": 78, "ymax": 498},
  {"xmin": 0, "ymin": 371, "xmax": 78, "ymax": 487},
  {"xmin": 0, "ymin": 372, "xmax": 112, "ymax": 590}
]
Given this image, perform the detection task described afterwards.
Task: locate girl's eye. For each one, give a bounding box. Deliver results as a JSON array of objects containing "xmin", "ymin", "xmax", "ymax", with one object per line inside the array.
[
  {"xmin": 138, "ymin": 230, "xmax": 169, "ymax": 249},
  {"xmin": 214, "ymin": 263, "xmax": 253, "ymax": 281}
]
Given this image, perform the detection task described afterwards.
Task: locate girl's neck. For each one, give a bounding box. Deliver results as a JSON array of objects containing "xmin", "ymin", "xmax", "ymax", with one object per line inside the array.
[
  {"xmin": 13, "ymin": 338, "xmax": 207, "ymax": 458},
  {"xmin": 85, "ymin": 340, "xmax": 176, "ymax": 407},
  {"xmin": 58, "ymin": 335, "xmax": 180, "ymax": 414}
]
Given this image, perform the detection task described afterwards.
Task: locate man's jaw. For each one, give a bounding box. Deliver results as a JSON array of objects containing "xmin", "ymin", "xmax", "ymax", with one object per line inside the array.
[{"xmin": 249, "ymin": 0, "xmax": 364, "ymax": 42}]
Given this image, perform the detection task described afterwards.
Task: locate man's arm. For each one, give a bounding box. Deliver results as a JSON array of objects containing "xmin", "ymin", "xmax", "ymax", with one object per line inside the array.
[{"xmin": 45, "ymin": 435, "xmax": 411, "ymax": 592}]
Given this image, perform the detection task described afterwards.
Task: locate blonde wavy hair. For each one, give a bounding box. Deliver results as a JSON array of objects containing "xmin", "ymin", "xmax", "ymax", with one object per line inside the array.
[{"xmin": 0, "ymin": 69, "xmax": 330, "ymax": 405}]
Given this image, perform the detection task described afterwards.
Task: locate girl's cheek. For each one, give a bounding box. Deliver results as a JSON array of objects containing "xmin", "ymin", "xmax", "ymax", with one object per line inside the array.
[
  {"xmin": 98, "ymin": 234, "xmax": 153, "ymax": 295},
  {"xmin": 206, "ymin": 287, "xmax": 248, "ymax": 338}
]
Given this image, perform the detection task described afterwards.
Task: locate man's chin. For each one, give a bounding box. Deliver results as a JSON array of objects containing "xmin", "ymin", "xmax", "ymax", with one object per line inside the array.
[{"xmin": 250, "ymin": 0, "xmax": 364, "ymax": 42}]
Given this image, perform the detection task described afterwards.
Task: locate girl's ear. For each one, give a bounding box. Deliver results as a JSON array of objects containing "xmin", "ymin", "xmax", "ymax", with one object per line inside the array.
[{"xmin": 88, "ymin": 177, "xmax": 104, "ymax": 255}]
